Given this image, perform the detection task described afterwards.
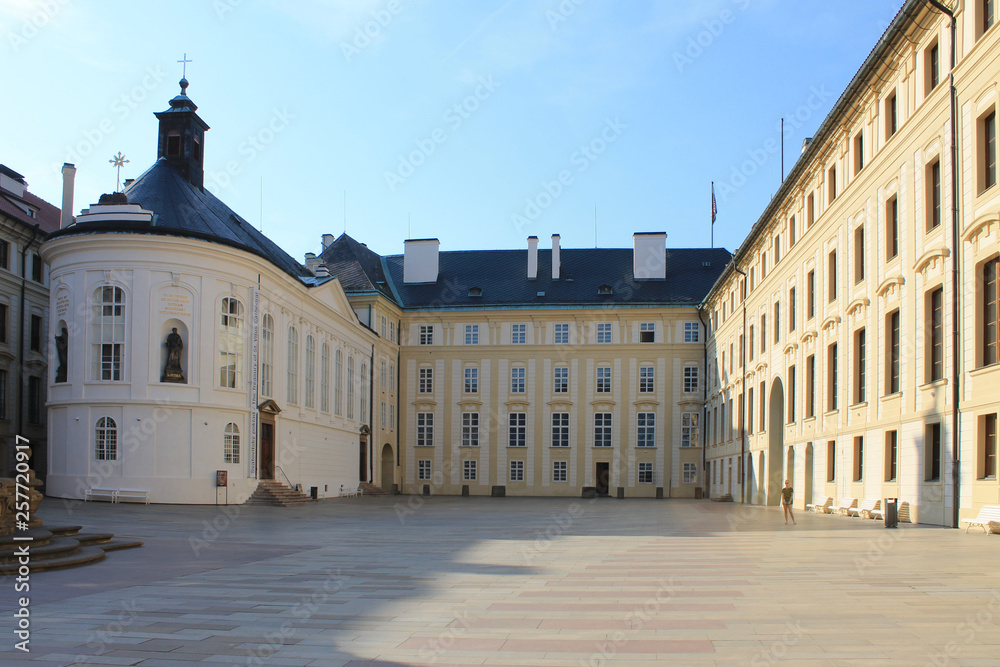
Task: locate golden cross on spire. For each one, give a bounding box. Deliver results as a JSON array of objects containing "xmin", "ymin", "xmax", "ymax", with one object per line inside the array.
[
  {"xmin": 109, "ymin": 152, "xmax": 129, "ymax": 192},
  {"xmin": 178, "ymin": 52, "xmax": 193, "ymax": 78}
]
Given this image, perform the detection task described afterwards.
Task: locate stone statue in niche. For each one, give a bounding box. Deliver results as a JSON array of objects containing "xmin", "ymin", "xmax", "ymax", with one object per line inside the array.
[
  {"xmin": 55, "ymin": 327, "xmax": 68, "ymax": 383},
  {"xmin": 162, "ymin": 327, "xmax": 186, "ymax": 383}
]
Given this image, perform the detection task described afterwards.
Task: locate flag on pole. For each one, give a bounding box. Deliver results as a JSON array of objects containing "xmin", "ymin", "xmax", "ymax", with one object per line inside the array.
[{"xmin": 711, "ymin": 181, "xmax": 717, "ymax": 225}]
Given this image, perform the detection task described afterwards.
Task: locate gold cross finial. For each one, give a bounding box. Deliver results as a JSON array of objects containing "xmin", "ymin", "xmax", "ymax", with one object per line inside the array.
[
  {"xmin": 178, "ymin": 53, "xmax": 192, "ymax": 78},
  {"xmin": 109, "ymin": 152, "xmax": 129, "ymax": 192}
]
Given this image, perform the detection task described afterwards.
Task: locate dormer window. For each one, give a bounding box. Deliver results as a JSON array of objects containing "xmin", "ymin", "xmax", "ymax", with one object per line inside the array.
[
  {"xmin": 468, "ymin": 287, "xmax": 482, "ymax": 297},
  {"xmin": 193, "ymin": 136, "xmax": 202, "ymax": 164},
  {"xmin": 598, "ymin": 284, "xmax": 613, "ymax": 295},
  {"xmin": 166, "ymin": 133, "xmax": 181, "ymax": 156}
]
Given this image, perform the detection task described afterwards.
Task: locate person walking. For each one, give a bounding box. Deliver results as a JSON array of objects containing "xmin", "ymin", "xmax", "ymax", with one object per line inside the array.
[{"xmin": 781, "ymin": 480, "xmax": 796, "ymax": 524}]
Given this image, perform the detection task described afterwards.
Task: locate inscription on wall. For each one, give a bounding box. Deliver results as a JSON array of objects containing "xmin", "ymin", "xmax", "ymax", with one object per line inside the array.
[
  {"xmin": 159, "ymin": 292, "xmax": 192, "ymax": 318},
  {"xmin": 56, "ymin": 292, "xmax": 70, "ymax": 319}
]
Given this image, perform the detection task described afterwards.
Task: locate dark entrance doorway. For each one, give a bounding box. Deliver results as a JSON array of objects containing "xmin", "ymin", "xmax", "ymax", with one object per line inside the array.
[
  {"xmin": 259, "ymin": 421, "xmax": 274, "ymax": 480},
  {"xmin": 595, "ymin": 462, "xmax": 610, "ymax": 496},
  {"xmin": 359, "ymin": 437, "xmax": 368, "ymax": 482},
  {"xmin": 380, "ymin": 443, "xmax": 394, "ymax": 492}
]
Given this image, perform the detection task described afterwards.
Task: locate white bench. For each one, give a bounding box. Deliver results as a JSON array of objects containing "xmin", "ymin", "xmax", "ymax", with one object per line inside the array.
[
  {"xmin": 805, "ymin": 496, "xmax": 833, "ymax": 513},
  {"xmin": 85, "ymin": 487, "xmax": 118, "ymax": 502},
  {"xmin": 961, "ymin": 505, "xmax": 1000, "ymax": 534},
  {"xmin": 832, "ymin": 498, "xmax": 858, "ymax": 515},
  {"xmin": 848, "ymin": 498, "xmax": 881, "ymax": 518},
  {"xmin": 339, "ymin": 484, "xmax": 362, "ymax": 498},
  {"xmin": 116, "ymin": 488, "xmax": 150, "ymax": 504}
]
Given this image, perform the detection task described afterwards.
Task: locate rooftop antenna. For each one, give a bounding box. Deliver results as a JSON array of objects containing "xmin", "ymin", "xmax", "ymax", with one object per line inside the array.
[
  {"xmin": 594, "ymin": 203, "xmax": 598, "ymax": 248},
  {"xmin": 343, "ymin": 190, "xmax": 347, "ymax": 234},
  {"xmin": 109, "ymin": 152, "xmax": 129, "ymax": 192},
  {"xmin": 259, "ymin": 176, "xmax": 263, "ymax": 232},
  {"xmin": 408, "ymin": 212, "xmax": 411, "ymax": 239},
  {"xmin": 780, "ymin": 117, "xmax": 785, "ymax": 183}
]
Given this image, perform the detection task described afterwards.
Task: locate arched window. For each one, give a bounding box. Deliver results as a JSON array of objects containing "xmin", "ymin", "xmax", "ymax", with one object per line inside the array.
[
  {"xmin": 287, "ymin": 326, "xmax": 299, "ymax": 404},
  {"xmin": 305, "ymin": 335, "xmax": 316, "ymax": 409},
  {"xmin": 95, "ymin": 417, "xmax": 118, "ymax": 460},
  {"xmin": 334, "ymin": 349, "xmax": 344, "ymax": 416},
  {"xmin": 224, "ymin": 423, "xmax": 240, "ymax": 464},
  {"xmin": 346, "ymin": 355, "xmax": 355, "ymax": 419},
  {"xmin": 261, "ymin": 314, "xmax": 274, "ymax": 397},
  {"xmin": 360, "ymin": 363, "xmax": 369, "ymax": 424},
  {"xmin": 320, "ymin": 342, "xmax": 330, "ymax": 412},
  {"xmin": 219, "ymin": 298, "xmax": 244, "ymax": 388},
  {"xmin": 92, "ymin": 286, "xmax": 126, "ymax": 381}
]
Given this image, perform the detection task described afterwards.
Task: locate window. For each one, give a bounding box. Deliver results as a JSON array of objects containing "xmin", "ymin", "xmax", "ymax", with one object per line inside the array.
[
  {"xmin": 508, "ymin": 412, "xmax": 526, "ymax": 447},
  {"xmin": 380, "ymin": 402, "xmax": 386, "ymax": 428},
  {"xmin": 683, "ymin": 366, "xmax": 698, "ymax": 393},
  {"xmin": 760, "ymin": 314, "xmax": 767, "ymax": 353},
  {"xmin": 886, "ymin": 196, "xmax": 899, "ymax": 260},
  {"xmin": 346, "ymin": 356, "xmax": 355, "ymax": 419},
  {"xmin": 551, "ymin": 412, "xmax": 569, "ymax": 447},
  {"xmin": 260, "ymin": 314, "xmax": 274, "ymax": 397},
  {"xmin": 93, "ymin": 286, "xmax": 126, "ymax": 381},
  {"xmin": 774, "ymin": 235, "xmax": 781, "ymax": 264},
  {"xmin": 927, "ymin": 159, "xmax": 942, "ymax": 230},
  {"xmin": 0, "ymin": 369, "xmax": 5, "ymax": 420},
  {"xmin": 464, "ymin": 324, "xmax": 479, "ymax": 345},
  {"xmin": 27, "ymin": 376, "xmax": 40, "ymax": 424},
  {"xmin": 981, "ymin": 110, "xmax": 997, "ymax": 193},
  {"xmin": 320, "ymin": 343, "xmax": 330, "ymax": 412},
  {"xmin": 887, "ymin": 310, "xmax": 901, "ymax": 394},
  {"xmin": 416, "ymin": 412, "xmax": 433, "ymax": 446},
  {"xmin": 828, "ymin": 343, "xmax": 838, "ymax": 412},
  {"xmin": 418, "ymin": 459, "xmax": 432, "ymax": 480},
  {"xmin": 640, "ymin": 322, "xmax": 655, "ymax": 343},
  {"xmin": 31, "ymin": 253, "xmax": 42, "ymax": 283},
  {"xmin": 379, "ymin": 315, "xmax": 387, "ymax": 337},
  {"xmin": 683, "ymin": 321, "xmax": 699, "ymax": 343},
  {"xmin": 928, "ymin": 287, "xmax": 945, "ymax": 382},
  {"xmin": 773, "ymin": 302, "xmax": 780, "ymax": 345},
  {"xmin": 828, "ymin": 250, "xmax": 837, "ymax": 303},
  {"xmin": 986, "ymin": 257, "xmax": 999, "ymax": 366},
  {"xmin": 462, "ymin": 412, "xmax": 479, "ymax": 447},
  {"xmin": 390, "ymin": 401, "xmax": 396, "ymax": 430},
  {"xmin": 510, "ymin": 460, "xmax": 524, "ymax": 482},
  {"xmin": 554, "ymin": 323, "xmax": 569, "ymax": 345},
  {"xmin": 389, "ymin": 362, "xmax": 395, "ymax": 392},
  {"xmin": 419, "ymin": 367, "xmax": 433, "ymax": 394},
  {"xmin": 806, "ymin": 355, "xmax": 816, "ymax": 418},
  {"xmin": 757, "ymin": 380, "xmax": 766, "ymax": 432},
  {"xmin": 389, "ymin": 321, "xmax": 396, "ymax": 343},
  {"xmin": 553, "ymin": 366, "xmax": 568, "ymax": 393},
  {"xmin": 986, "ymin": 0, "xmax": 997, "ymax": 34},
  {"xmin": 95, "ymin": 416, "xmax": 118, "ymax": 460},
  {"xmin": 637, "ymin": 365, "xmax": 654, "ymax": 393},
  {"xmin": 637, "ymin": 412, "xmax": 655, "ymax": 447},
  {"xmin": 0, "ymin": 303, "xmax": 6, "ymax": 343},
  {"xmin": 419, "ymin": 324, "xmax": 433, "ymax": 345},
  {"xmin": 596, "ymin": 366, "xmax": 611, "ymax": 393},
  {"xmin": 926, "ymin": 423, "xmax": 942, "ymax": 481},
  {"xmin": 885, "ymin": 91, "xmax": 898, "ymax": 139},
  {"xmin": 682, "ymin": 463, "xmax": 697, "ymax": 484},
  {"xmin": 854, "ymin": 225, "xmax": 865, "ymax": 283},
  {"xmin": 885, "ymin": 430, "xmax": 898, "ymax": 481},
  {"xmin": 761, "ymin": 252, "xmax": 768, "ymax": 279},
  {"xmin": 807, "ymin": 270, "xmax": 815, "ymax": 319},
  {"xmin": 827, "ymin": 440, "xmax": 836, "ymax": 481},
  {"xmin": 748, "ymin": 326, "xmax": 754, "ymax": 360},
  {"xmin": 788, "ymin": 365, "xmax": 796, "ymax": 423},
  {"xmin": 510, "ymin": 366, "xmax": 525, "ymax": 393},
  {"xmin": 304, "ymin": 336, "xmax": 315, "ymax": 409},
  {"xmin": 807, "ymin": 192, "xmax": 816, "ymax": 227},
  {"xmin": 360, "ymin": 363, "xmax": 368, "ymax": 423},
  {"xmin": 927, "ymin": 41, "xmax": 940, "ymax": 94},
  {"xmin": 29, "ymin": 314, "xmax": 41, "ymax": 352},
  {"xmin": 639, "ymin": 462, "xmax": 654, "ymax": 484},
  {"xmin": 286, "ymin": 326, "xmax": 298, "ymax": 403},
  {"xmin": 789, "ymin": 288, "xmax": 796, "ymax": 333},
  {"xmin": 854, "ymin": 132, "xmax": 864, "ymax": 175},
  {"xmin": 853, "ymin": 436, "xmax": 864, "ymax": 481},
  {"xmin": 789, "ymin": 216, "xmax": 797, "ymax": 247},
  {"xmin": 511, "ymin": 323, "xmax": 526, "ymax": 344},
  {"xmin": 828, "ymin": 165, "xmax": 837, "ymax": 203},
  {"xmin": 854, "ymin": 329, "xmax": 867, "ymax": 404},
  {"xmin": 681, "ymin": 412, "xmax": 699, "ymax": 448},
  {"xmin": 981, "ymin": 413, "xmax": 998, "ymax": 479},
  {"xmin": 0, "ymin": 240, "xmax": 7, "ymax": 270},
  {"xmin": 464, "ymin": 366, "xmax": 479, "ymax": 393},
  {"xmin": 553, "ymin": 460, "xmax": 567, "ymax": 482},
  {"xmin": 594, "ymin": 413, "xmax": 612, "ymax": 447},
  {"xmin": 747, "ymin": 388, "xmax": 754, "ymax": 435},
  {"xmin": 224, "ymin": 423, "xmax": 240, "ymax": 463},
  {"xmin": 596, "ymin": 322, "xmax": 612, "ymax": 343},
  {"xmin": 463, "ymin": 459, "xmax": 477, "ymax": 481}
]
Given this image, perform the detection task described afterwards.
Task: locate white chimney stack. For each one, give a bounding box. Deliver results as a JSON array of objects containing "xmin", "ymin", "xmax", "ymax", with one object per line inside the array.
[
  {"xmin": 551, "ymin": 234, "xmax": 560, "ymax": 280},
  {"xmin": 633, "ymin": 232, "xmax": 667, "ymax": 280},
  {"xmin": 322, "ymin": 233, "xmax": 334, "ymax": 249},
  {"xmin": 527, "ymin": 236, "xmax": 538, "ymax": 279},
  {"xmin": 304, "ymin": 252, "xmax": 322, "ymax": 274},
  {"xmin": 60, "ymin": 163, "xmax": 76, "ymax": 228},
  {"xmin": 403, "ymin": 238, "xmax": 440, "ymax": 284}
]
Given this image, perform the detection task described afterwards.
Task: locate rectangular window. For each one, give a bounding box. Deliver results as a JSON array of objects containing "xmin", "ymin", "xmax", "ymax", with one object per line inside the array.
[
  {"xmin": 888, "ymin": 309, "xmax": 901, "ymax": 393},
  {"xmin": 806, "ymin": 355, "xmax": 816, "ymax": 418},
  {"xmin": 683, "ymin": 322, "xmax": 699, "ymax": 342},
  {"xmin": 986, "ymin": 0, "xmax": 996, "ymax": 33},
  {"xmin": 886, "ymin": 91, "xmax": 898, "ymax": 139},
  {"xmin": 929, "ymin": 287, "xmax": 945, "ymax": 382},
  {"xmin": 927, "ymin": 41, "xmax": 940, "ymax": 94},
  {"xmin": 986, "ymin": 257, "xmax": 999, "ymax": 366},
  {"xmin": 827, "ymin": 440, "xmax": 836, "ymax": 481},
  {"xmin": 551, "ymin": 412, "xmax": 569, "ymax": 447},
  {"xmin": 594, "ymin": 413, "xmax": 612, "ymax": 447},
  {"xmin": 774, "ymin": 235, "xmax": 781, "ymax": 264},
  {"xmin": 640, "ymin": 322, "xmax": 655, "ymax": 343},
  {"xmin": 464, "ymin": 324, "xmax": 479, "ymax": 345},
  {"xmin": 747, "ymin": 388, "xmax": 754, "ymax": 435},
  {"xmin": 508, "ymin": 412, "xmax": 526, "ymax": 447},
  {"xmin": 853, "ymin": 436, "xmax": 864, "ymax": 481},
  {"xmin": 389, "ymin": 404, "xmax": 395, "ymax": 430},
  {"xmin": 553, "ymin": 366, "xmax": 569, "ymax": 393},
  {"xmin": 828, "ymin": 343, "xmax": 838, "ymax": 412},
  {"xmin": 510, "ymin": 366, "xmax": 525, "ymax": 393},
  {"xmin": 639, "ymin": 365, "xmax": 654, "ymax": 393},
  {"xmin": 854, "ymin": 225, "xmax": 865, "ymax": 283},
  {"xmin": 418, "ymin": 459, "xmax": 432, "ymax": 480},
  {"xmin": 748, "ymin": 326, "xmax": 754, "ymax": 361},
  {"xmin": 638, "ymin": 462, "xmax": 654, "ymax": 484},
  {"xmin": 637, "ymin": 412, "xmax": 656, "ymax": 447},
  {"xmin": 854, "ymin": 328, "xmax": 866, "ymax": 404},
  {"xmin": 885, "ymin": 430, "xmax": 898, "ymax": 481},
  {"xmin": 828, "ymin": 250, "xmax": 837, "ymax": 303},
  {"xmin": 982, "ymin": 413, "xmax": 998, "ymax": 479},
  {"xmin": 854, "ymin": 132, "xmax": 864, "ymax": 175},
  {"xmin": 773, "ymin": 302, "xmax": 780, "ymax": 345},
  {"xmin": 887, "ymin": 196, "xmax": 899, "ymax": 260},
  {"xmin": 788, "ymin": 365, "xmax": 796, "ymax": 423},
  {"xmin": 828, "ymin": 165, "xmax": 837, "ymax": 203},
  {"xmin": 596, "ymin": 322, "xmax": 612, "ymax": 343},
  {"xmin": 681, "ymin": 412, "xmax": 699, "ymax": 448},
  {"xmin": 927, "ymin": 159, "xmax": 942, "ymax": 231},
  {"xmin": 31, "ymin": 253, "xmax": 42, "ymax": 283},
  {"xmin": 596, "ymin": 366, "xmax": 612, "ymax": 393},
  {"xmin": 419, "ymin": 325, "xmax": 433, "ymax": 345},
  {"xmin": 760, "ymin": 315, "xmax": 767, "ymax": 353},
  {"xmin": 0, "ymin": 303, "xmax": 5, "ymax": 343},
  {"xmin": 509, "ymin": 460, "xmax": 524, "ymax": 482},
  {"xmin": 553, "ymin": 460, "xmax": 567, "ymax": 482},
  {"xmin": 511, "ymin": 323, "xmax": 526, "ymax": 344},
  {"xmin": 29, "ymin": 314, "xmax": 41, "ymax": 352},
  {"xmin": 0, "ymin": 240, "xmax": 7, "ymax": 270},
  {"xmin": 807, "ymin": 192, "xmax": 816, "ymax": 227},
  {"xmin": 0, "ymin": 369, "xmax": 6, "ymax": 420},
  {"xmin": 682, "ymin": 462, "xmax": 697, "ymax": 484},
  {"xmin": 807, "ymin": 270, "xmax": 815, "ymax": 319},
  {"xmin": 683, "ymin": 366, "xmax": 698, "ymax": 393},
  {"xmin": 419, "ymin": 367, "xmax": 433, "ymax": 394},
  {"xmin": 982, "ymin": 110, "xmax": 997, "ymax": 193},
  {"xmin": 462, "ymin": 412, "xmax": 479, "ymax": 447},
  {"xmin": 416, "ymin": 412, "xmax": 433, "ymax": 446},
  {"xmin": 464, "ymin": 366, "xmax": 479, "ymax": 393},
  {"xmin": 554, "ymin": 323, "xmax": 569, "ymax": 345},
  {"xmin": 463, "ymin": 459, "xmax": 477, "ymax": 481},
  {"xmin": 926, "ymin": 423, "xmax": 942, "ymax": 481},
  {"xmin": 761, "ymin": 252, "xmax": 768, "ymax": 280},
  {"xmin": 789, "ymin": 288, "xmax": 796, "ymax": 333},
  {"xmin": 789, "ymin": 216, "xmax": 797, "ymax": 247},
  {"xmin": 27, "ymin": 376, "xmax": 40, "ymax": 424}
]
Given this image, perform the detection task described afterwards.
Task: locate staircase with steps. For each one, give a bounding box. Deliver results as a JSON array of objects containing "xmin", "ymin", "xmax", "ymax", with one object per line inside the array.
[
  {"xmin": 359, "ymin": 482, "xmax": 389, "ymax": 496},
  {"xmin": 0, "ymin": 525, "xmax": 143, "ymax": 574},
  {"xmin": 245, "ymin": 479, "xmax": 314, "ymax": 506}
]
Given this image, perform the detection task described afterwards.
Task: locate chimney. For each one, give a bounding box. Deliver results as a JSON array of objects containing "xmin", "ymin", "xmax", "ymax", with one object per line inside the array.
[
  {"xmin": 304, "ymin": 252, "xmax": 322, "ymax": 274},
  {"xmin": 802, "ymin": 137, "xmax": 813, "ymax": 154},
  {"xmin": 551, "ymin": 234, "xmax": 560, "ymax": 280},
  {"xmin": 60, "ymin": 163, "xmax": 76, "ymax": 228},
  {"xmin": 315, "ymin": 264, "xmax": 330, "ymax": 278},
  {"xmin": 633, "ymin": 232, "xmax": 667, "ymax": 280},
  {"xmin": 322, "ymin": 233, "xmax": 335, "ymax": 249},
  {"xmin": 527, "ymin": 236, "xmax": 538, "ymax": 279},
  {"xmin": 403, "ymin": 238, "xmax": 440, "ymax": 284}
]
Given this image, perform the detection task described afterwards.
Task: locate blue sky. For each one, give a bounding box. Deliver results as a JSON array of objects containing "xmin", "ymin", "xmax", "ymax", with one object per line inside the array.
[{"xmin": 2, "ymin": 0, "xmax": 904, "ymax": 259}]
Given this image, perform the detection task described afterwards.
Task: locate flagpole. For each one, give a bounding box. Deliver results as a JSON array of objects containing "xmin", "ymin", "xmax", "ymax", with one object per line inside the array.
[{"xmin": 711, "ymin": 181, "xmax": 715, "ymax": 249}]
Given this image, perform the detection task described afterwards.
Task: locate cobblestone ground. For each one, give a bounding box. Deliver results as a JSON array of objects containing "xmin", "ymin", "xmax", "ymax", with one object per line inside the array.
[{"xmin": 1, "ymin": 496, "xmax": 999, "ymax": 666}]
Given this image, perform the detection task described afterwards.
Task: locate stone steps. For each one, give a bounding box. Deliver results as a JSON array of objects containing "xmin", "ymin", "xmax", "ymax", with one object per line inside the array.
[
  {"xmin": 359, "ymin": 482, "xmax": 389, "ymax": 496},
  {"xmin": 245, "ymin": 480, "xmax": 314, "ymax": 507},
  {"xmin": 0, "ymin": 526, "xmax": 143, "ymax": 575}
]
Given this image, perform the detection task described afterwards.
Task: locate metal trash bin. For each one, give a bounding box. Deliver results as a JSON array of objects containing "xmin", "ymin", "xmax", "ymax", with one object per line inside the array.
[{"xmin": 884, "ymin": 498, "xmax": 898, "ymax": 529}]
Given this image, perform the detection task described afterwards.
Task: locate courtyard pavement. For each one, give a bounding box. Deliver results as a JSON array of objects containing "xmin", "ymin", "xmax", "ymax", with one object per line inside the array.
[{"xmin": 2, "ymin": 495, "xmax": 999, "ymax": 666}]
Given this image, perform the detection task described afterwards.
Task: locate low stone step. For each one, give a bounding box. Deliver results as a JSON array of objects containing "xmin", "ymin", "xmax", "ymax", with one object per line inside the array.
[
  {"xmin": 0, "ymin": 536, "xmax": 82, "ymax": 564},
  {"xmin": 0, "ymin": 545, "xmax": 107, "ymax": 575}
]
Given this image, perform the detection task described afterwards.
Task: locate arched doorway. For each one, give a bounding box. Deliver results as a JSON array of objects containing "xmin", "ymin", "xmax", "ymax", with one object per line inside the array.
[
  {"xmin": 767, "ymin": 378, "xmax": 785, "ymax": 505},
  {"xmin": 804, "ymin": 443, "xmax": 814, "ymax": 507},
  {"xmin": 757, "ymin": 451, "xmax": 766, "ymax": 505},
  {"xmin": 380, "ymin": 444, "xmax": 394, "ymax": 493}
]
